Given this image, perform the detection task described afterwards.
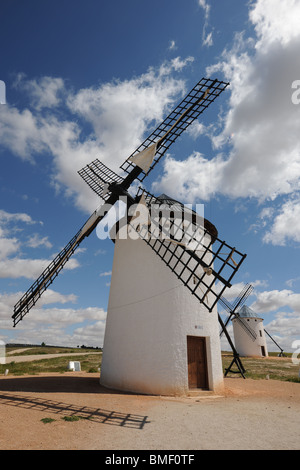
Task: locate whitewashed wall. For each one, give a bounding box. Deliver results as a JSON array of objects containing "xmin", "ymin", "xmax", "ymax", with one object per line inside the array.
[
  {"xmin": 100, "ymin": 226, "xmax": 224, "ymax": 396},
  {"xmin": 232, "ymin": 317, "xmax": 269, "ymax": 357}
]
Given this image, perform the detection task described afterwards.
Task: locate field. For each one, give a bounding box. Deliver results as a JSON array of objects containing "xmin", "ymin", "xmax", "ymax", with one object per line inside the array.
[
  {"xmin": 1, "ymin": 346, "xmax": 102, "ymax": 375},
  {"xmin": 1, "ymin": 346, "xmax": 299, "ymax": 383},
  {"xmin": 222, "ymin": 352, "xmax": 299, "ymax": 382}
]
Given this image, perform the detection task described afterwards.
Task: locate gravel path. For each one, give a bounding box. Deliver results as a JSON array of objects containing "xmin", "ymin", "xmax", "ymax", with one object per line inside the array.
[
  {"xmin": 5, "ymin": 352, "xmax": 100, "ymax": 363},
  {"xmin": 0, "ymin": 372, "xmax": 299, "ymax": 450}
]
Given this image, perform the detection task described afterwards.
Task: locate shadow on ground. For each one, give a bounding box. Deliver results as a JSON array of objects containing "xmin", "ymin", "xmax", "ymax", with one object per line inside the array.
[
  {"xmin": 0, "ymin": 375, "xmax": 150, "ymax": 429},
  {"xmin": 0, "ymin": 374, "xmax": 113, "ymax": 393}
]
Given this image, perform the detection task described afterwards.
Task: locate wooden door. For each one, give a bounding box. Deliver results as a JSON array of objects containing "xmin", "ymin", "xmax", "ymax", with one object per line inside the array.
[{"xmin": 187, "ymin": 336, "xmax": 208, "ymax": 389}]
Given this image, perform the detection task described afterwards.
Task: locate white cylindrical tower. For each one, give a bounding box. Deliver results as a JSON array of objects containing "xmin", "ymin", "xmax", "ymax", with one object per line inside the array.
[
  {"xmin": 232, "ymin": 305, "xmax": 268, "ymax": 357},
  {"xmin": 100, "ymin": 199, "xmax": 224, "ymax": 396}
]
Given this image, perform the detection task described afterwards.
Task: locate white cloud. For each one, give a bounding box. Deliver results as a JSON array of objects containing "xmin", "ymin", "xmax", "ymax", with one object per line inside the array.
[
  {"xmin": 203, "ymin": 31, "xmax": 213, "ymax": 47},
  {"xmin": 286, "ymin": 276, "xmax": 300, "ymax": 288},
  {"xmin": 154, "ymin": 0, "xmax": 300, "ymax": 248},
  {"xmin": 263, "ymin": 197, "xmax": 300, "ymax": 245},
  {"xmin": 0, "ymin": 234, "xmax": 20, "ymax": 260},
  {"xmin": 14, "ymin": 74, "xmax": 65, "ymax": 110},
  {"xmin": 249, "ymin": 0, "xmax": 300, "ymax": 50},
  {"xmin": 0, "ymin": 209, "xmax": 36, "ymax": 225},
  {"xmin": 198, "ymin": 0, "xmax": 210, "ymax": 16},
  {"xmin": 0, "ymin": 106, "xmax": 47, "ymax": 161},
  {"xmin": 99, "ymin": 271, "xmax": 112, "ymax": 277},
  {"xmin": 26, "ymin": 233, "xmax": 53, "ymax": 249},
  {"xmin": 0, "ymin": 289, "xmax": 76, "ymax": 318},
  {"xmin": 0, "ymin": 209, "xmax": 79, "ymax": 279},
  {"xmin": 16, "ymin": 307, "xmax": 107, "ymax": 347},
  {"xmin": 252, "ymin": 289, "xmax": 300, "ymax": 313},
  {"xmin": 0, "ymin": 256, "xmax": 79, "ymax": 279},
  {"xmin": 170, "ymin": 56, "xmax": 194, "ymax": 71},
  {"xmin": 198, "ymin": 0, "xmax": 213, "ymax": 47},
  {"xmin": 0, "ymin": 289, "xmax": 106, "ymax": 347},
  {"xmin": 206, "ymin": 0, "xmax": 300, "ymax": 201},
  {"xmin": 0, "ymin": 61, "xmax": 191, "ymax": 214},
  {"xmin": 152, "ymin": 151, "xmax": 227, "ymax": 202},
  {"xmin": 37, "ymin": 289, "xmax": 77, "ymax": 306},
  {"xmin": 168, "ymin": 40, "xmax": 177, "ymax": 51}
]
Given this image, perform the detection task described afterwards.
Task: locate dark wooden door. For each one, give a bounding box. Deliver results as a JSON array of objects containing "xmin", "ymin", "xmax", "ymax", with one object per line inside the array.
[{"xmin": 187, "ymin": 336, "xmax": 208, "ymax": 389}]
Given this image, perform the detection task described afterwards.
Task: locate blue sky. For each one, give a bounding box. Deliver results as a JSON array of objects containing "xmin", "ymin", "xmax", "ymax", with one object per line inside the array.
[{"xmin": 0, "ymin": 0, "xmax": 300, "ymax": 353}]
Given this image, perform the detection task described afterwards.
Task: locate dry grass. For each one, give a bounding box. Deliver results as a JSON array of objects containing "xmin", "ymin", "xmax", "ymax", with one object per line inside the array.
[
  {"xmin": 1, "ymin": 347, "xmax": 299, "ymax": 383},
  {"xmin": 1, "ymin": 349, "xmax": 102, "ymax": 375},
  {"xmin": 222, "ymin": 352, "xmax": 300, "ymax": 382}
]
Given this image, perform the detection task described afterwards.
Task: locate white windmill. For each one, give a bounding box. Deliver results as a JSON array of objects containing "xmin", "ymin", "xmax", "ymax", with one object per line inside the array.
[
  {"xmin": 13, "ymin": 77, "xmax": 248, "ymax": 395},
  {"xmin": 232, "ymin": 305, "xmax": 268, "ymax": 358}
]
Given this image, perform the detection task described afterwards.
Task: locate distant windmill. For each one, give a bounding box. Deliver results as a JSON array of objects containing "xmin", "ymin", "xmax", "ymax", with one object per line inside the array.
[
  {"xmin": 218, "ymin": 284, "xmax": 255, "ymax": 378},
  {"xmin": 219, "ymin": 284, "xmax": 285, "ymax": 375},
  {"xmin": 13, "ymin": 76, "xmax": 248, "ymax": 395}
]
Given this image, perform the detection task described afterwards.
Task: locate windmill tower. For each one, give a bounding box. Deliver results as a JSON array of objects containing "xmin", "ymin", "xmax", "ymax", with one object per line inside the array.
[
  {"xmin": 101, "ymin": 193, "xmax": 227, "ymax": 395},
  {"xmin": 232, "ymin": 305, "xmax": 268, "ymax": 357},
  {"xmin": 12, "ymin": 76, "xmax": 247, "ymax": 395}
]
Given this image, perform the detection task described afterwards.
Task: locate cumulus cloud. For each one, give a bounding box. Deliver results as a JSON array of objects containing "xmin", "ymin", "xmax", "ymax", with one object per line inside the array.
[
  {"xmin": 26, "ymin": 233, "xmax": 53, "ymax": 249},
  {"xmin": 208, "ymin": 0, "xmax": 300, "ymax": 206},
  {"xmin": 0, "ymin": 60, "xmax": 190, "ymax": 214},
  {"xmin": 0, "ymin": 209, "xmax": 79, "ymax": 279},
  {"xmin": 0, "ymin": 288, "xmax": 106, "ymax": 347},
  {"xmin": 14, "ymin": 74, "xmax": 65, "ymax": 110},
  {"xmin": 152, "ymin": 151, "xmax": 227, "ymax": 202},
  {"xmin": 263, "ymin": 196, "xmax": 300, "ymax": 245},
  {"xmin": 154, "ymin": 0, "xmax": 300, "ymax": 246},
  {"xmin": 252, "ymin": 288, "xmax": 300, "ymax": 313}
]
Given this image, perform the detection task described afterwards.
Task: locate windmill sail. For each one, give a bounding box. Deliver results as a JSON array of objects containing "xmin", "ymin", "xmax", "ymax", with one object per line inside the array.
[
  {"xmin": 120, "ymin": 78, "xmax": 229, "ymax": 180},
  {"xmin": 127, "ymin": 189, "xmax": 247, "ymax": 312},
  {"xmin": 219, "ymin": 284, "xmax": 257, "ymax": 341},
  {"xmin": 13, "ymin": 75, "xmax": 229, "ymax": 326},
  {"xmin": 78, "ymin": 159, "xmax": 124, "ymax": 201},
  {"xmin": 12, "ymin": 205, "xmax": 110, "ymax": 326}
]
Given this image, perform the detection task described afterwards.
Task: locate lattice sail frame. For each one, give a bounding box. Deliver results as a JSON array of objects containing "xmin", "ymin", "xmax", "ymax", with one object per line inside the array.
[
  {"xmin": 78, "ymin": 78, "xmax": 229, "ymax": 199},
  {"xmin": 126, "ymin": 189, "xmax": 247, "ymax": 312},
  {"xmin": 12, "ymin": 76, "xmax": 232, "ymax": 327},
  {"xmin": 78, "ymin": 160, "xmax": 123, "ymax": 201},
  {"xmin": 219, "ymin": 284, "xmax": 257, "ymax": 341},
  {"xmin": 13, "ymin": 228, "xmax": 82, "ymax": 326},
  {"xmin": 120, "ymin": 78, "xmax": 229, "ymax": 181}
]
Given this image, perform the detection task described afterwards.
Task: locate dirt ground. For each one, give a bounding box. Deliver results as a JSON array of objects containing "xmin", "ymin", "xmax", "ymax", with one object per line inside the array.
[{"xmin": 0, "ymin": 372, "xmax": 299, "ymax": 450}]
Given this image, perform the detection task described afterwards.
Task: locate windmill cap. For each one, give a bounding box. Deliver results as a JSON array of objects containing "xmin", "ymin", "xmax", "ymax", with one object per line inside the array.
[
  {"xmin": 238, "ymin": 305, "xmax": 263, "ymax": 320},
  {"xmin": 157, "ymin": 194, "xmax": 218, "ymax": 242}
]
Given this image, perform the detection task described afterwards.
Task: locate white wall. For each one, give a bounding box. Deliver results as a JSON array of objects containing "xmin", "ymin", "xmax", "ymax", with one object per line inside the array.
[
  {"xmin": 100, "ymin": 230, "xmax": 224, "ymax": 396},
  {"xmin": 232, "ymin": 317, "xmax": 269, "ymax": 357}
]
